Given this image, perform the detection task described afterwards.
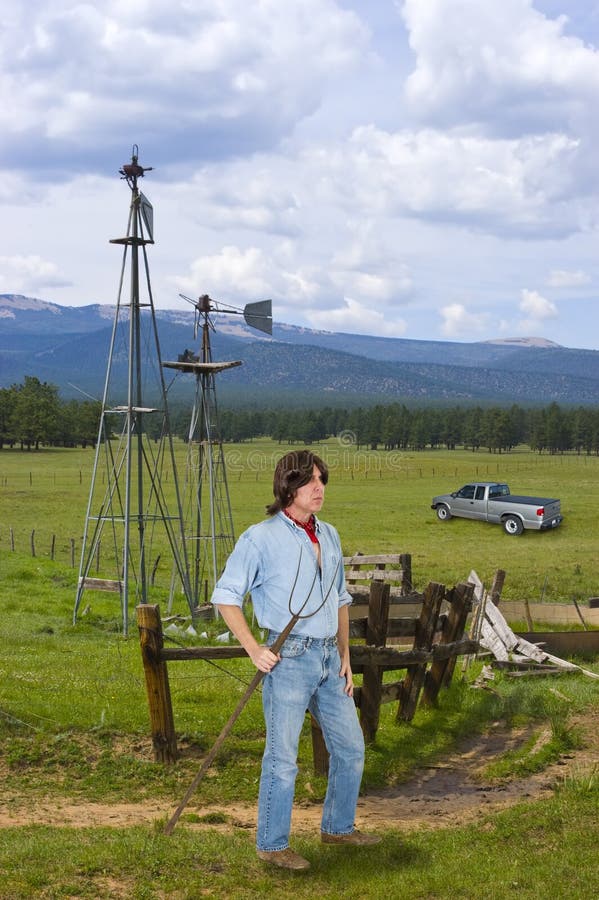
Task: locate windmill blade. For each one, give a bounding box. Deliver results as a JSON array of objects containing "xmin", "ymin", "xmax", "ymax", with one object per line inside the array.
[{"xmin": 244, "ymin": 299, "xmax": 272, "ymax": 335}]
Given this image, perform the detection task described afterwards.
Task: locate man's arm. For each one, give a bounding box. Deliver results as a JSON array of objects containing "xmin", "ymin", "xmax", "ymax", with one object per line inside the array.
[
  {"xmin": 215, "ymin": 604, "xmax": 280, "ymax": 673},
  {"xmin": 337, "ymin": 603, "xmax": 354, "ymax": 697}
]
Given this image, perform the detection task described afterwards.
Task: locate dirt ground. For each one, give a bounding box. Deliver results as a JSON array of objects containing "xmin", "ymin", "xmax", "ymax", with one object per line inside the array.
[{"xmin": 1, "ymin": 706, "xmax": 597, "ymax": 834}]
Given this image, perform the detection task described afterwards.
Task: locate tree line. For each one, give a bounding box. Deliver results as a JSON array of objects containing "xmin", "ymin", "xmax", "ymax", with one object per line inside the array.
[
  {"xmin": 0, "ymin": 377, "xmax": 100, "ymax": 450},
  {"xmin": 182, "ymin": 401, "xmax": 599, "ymax": 454},
  {"xmin": 2, "ymin": 375, "xmax": 599, "ymax": 454}
]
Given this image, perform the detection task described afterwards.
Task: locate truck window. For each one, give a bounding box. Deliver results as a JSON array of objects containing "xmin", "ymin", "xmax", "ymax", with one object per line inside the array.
[
  {"xmin": 475, "ymin": 486, "xmax": 486, "ymax": 500},
  {"xmin": 457, "ymin": 485, "xmax": 475, "ymax": 499}
]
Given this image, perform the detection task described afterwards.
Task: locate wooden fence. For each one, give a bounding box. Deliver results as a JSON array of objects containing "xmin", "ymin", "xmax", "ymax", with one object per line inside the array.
[{"xmin": 136, "ymin": 553, "xmax": 478, "ymax": 769}]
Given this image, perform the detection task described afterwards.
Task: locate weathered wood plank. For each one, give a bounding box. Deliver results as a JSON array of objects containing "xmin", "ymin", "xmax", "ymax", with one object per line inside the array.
[
  {"xmin": 397, "ymin": 581, "xmax": 445, "ymax": 722},
  {"xmin": 349, "ymin": 588, "xmax": 424, "ymax": 604},
  {"xmin": 423, "ymin": 581, "xmax": 474, "ymax": 704},
  {"xmin": 346, "ymin": 569, "xmax": 405, "ymax": 583},
  {"xmin": 137, "ymin": 604, "xmax": 178, "ymax": 763},
  {"xmin": 160, "ymin": 637, "xmax": 477, "ymax": 669},
  {"xmin": 350, "ymin": 638, "xmax": 477, "ymax": 668},
  {"xmin": 79, "ymin": 576, "xmax": 123, "ymax": 593},
  {"xmin": 343, "ymin": 554, "xmax": 405, "ymax": 566},
  {"xmin": 360, "ymin": 581, "xmax": 390, "ymax": 743},
  {"xmin": 161, "ymin": 646, "xmax": 247, "ymax": 661},
  {"xmin": 349, "ymin": 612, "xmax": 448, "ymax": 640}
]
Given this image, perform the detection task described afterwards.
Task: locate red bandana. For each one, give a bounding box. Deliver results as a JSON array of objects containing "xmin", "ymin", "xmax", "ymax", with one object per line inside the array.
[{"xmin": 284, "ymin": 510, "xmax": 319, "ymax": 545}]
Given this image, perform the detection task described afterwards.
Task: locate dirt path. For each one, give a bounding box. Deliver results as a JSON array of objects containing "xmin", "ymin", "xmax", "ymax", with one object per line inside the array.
[{"xmin": 1, "ymin": 710, "xmax": 597, "ymax": 833}]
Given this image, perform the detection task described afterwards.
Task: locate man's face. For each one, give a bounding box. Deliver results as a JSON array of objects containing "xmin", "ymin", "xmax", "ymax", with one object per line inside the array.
[{"xmin": 287, "ymin": 464, "xmax": 325, "ymax": 521}]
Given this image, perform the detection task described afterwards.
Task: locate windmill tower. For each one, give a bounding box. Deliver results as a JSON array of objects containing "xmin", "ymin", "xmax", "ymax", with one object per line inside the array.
[
  {"xmin": 73, "ymin": 147, "xmax": 194, "ymax": 634},
  {"xmin": 163, "ymin": 293, "xmax": 272, "ymax": 608}
]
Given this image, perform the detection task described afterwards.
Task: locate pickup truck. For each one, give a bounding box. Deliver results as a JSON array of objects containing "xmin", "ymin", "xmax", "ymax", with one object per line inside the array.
[{"xmin": 431, "ymin": 482, "xmax": 563, "ymax": 535}]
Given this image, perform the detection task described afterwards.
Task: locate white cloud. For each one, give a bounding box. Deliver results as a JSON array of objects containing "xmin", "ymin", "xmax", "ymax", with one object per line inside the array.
[
  {"xmin": 401, "ymin": 0, "xmax": 599, "ymax": 136},
  {"xmin": 3, "ymin": 1, "xmax": 599, "ymax": 351},
  {"xmin": 0, "ymin": 0, "xmax": 368, "ymax": 175},
  {"xmin": 334, "ymin": 125, "xmax": 582, "ymax": 238},
  {"xmin": 545, "ymin": 268, "xmax": 590, "ymax": 287},
  {"xmin": 310, "ymin": 297, "xmax": 408, "ymax": 337},
  {"xmin": 169, "ymin": 235, "xmax": 413, "ymax": 334},
  {"xmin": 440, "ymin": 303, "xmax": 489, "ymax": 338},
  {"xmin": 187, "ymin": 164, "xmax": 301, "ymax": 236},
  {"xmin": 519, "ymin": 288, "xmax": 558, "ymax": 322},
  {"xmin": 172, "ymin": 246, "xmax": 275, "ymax": 301},
  {"xmin": 0, "ymin": 254, "xmax": 70, "ymax": 292}
]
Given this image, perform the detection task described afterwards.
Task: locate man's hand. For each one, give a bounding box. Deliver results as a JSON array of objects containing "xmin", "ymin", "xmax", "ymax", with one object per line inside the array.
[
  {"xmin": 215, "ymin": 604, "xmax": 281, "ymax": 673},
  {"xmin": 339, "ymin": 649, "xmax": 354, "ymax": 697},
  {"xmin": 250, "ymin": 646, "xmax": 281, "ymax": 673}
]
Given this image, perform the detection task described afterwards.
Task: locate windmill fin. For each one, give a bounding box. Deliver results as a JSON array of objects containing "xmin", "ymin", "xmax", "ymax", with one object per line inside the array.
[{"xmin": 243, "ymin": 299, "xmax": 272, "ymax": 335}]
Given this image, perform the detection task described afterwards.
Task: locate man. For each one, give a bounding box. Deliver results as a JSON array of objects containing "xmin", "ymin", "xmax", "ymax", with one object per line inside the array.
[{"xmin": 212, "ymin": 449, "xmax": 381, "ymax": 871}]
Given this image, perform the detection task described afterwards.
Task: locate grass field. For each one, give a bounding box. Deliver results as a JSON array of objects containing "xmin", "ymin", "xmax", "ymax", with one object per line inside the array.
[
  {"xmin": 1, "ymin": 440, "xmax": 598, "ymax": 897},
  {"xmin": 1, "ymin": 439, "xmax": 598, "ymax": 611}
]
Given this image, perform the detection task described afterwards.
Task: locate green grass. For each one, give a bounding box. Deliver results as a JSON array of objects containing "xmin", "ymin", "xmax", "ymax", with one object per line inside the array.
[
  {"xmin": 1, "ymin": 442, "xmax": 599, "ymax": 897},
  {"xmin": 1, "ymin": 440, "xmax": 599, "ymax": 607},
  {"xmin": 0, "ymin": 778, "xmax": 597, "ymax": 899},
  {"xmin": 1, "ymin": 551, "xmax": 597, "ymax": 807}
]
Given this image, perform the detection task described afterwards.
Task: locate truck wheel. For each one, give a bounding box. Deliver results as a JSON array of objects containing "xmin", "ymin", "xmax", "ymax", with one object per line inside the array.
[
  {"xmin": 503, "ymin": 515, "xmax": 523, "ymax": 536},
  {"xmin": 436, "ymin": 504, "xmax": 451, "ymax": 521}
]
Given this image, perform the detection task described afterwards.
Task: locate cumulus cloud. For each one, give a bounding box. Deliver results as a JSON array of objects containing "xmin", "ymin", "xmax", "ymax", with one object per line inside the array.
[
  {"xmin": 519, "ymin": 288, "xmax": 558, "ymax": 320},
  {"xmin": 0, "ymin": 0, "xmax": 367, "ymax": 176},
  {"xmin": 440, "ymin": 303, "xmax": 489, "ymax": 338},
  {"xmin": 335, "ymin": 125, "xmax": 582, "ymax": 237},
  {"xmin": 0, "ymin": 254, "xmax": 71, "ymax": 292},
  {"xmin": 2, "ymin": 1, "xmax": 599, "ymax": 350},
  {"xmin": 172, "ymin": 246, "xmax": 276, "ymax": 302},
  {"xmin": 170, "ymin": 236, "xmax": 413, "ymax": 334},
  {"xmin": 310, "ymin": 297, "xmax": 408, "ymax": 337},
  {"xmin": 401, "ymin": 0, "xmax": 599, "ymax": 137}
]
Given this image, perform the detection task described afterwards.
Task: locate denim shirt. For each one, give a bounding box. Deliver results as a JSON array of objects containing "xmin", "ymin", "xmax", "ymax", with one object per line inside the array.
[{"xmin": 211, "ymin": 511, "xmax": 351, "ymax": 638}]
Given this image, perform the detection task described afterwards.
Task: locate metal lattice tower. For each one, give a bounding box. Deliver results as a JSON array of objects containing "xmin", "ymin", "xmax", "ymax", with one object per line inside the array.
[
  {"xmin": 73, "ymin": 147, "xmax": 194, "ymax": 634},
  {"xmin": 164, "ymin": 293, "xmax": 272, "ymax": 608}
]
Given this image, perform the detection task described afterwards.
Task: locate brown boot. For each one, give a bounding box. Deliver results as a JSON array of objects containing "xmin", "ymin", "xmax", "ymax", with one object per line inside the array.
[
  {"xmin": 321, "ymin": 830, "xmax": 381, "ymax": 846},
  {"xmin": 257, "ymin": 848, "xmax": 311, "ymax": 870}
]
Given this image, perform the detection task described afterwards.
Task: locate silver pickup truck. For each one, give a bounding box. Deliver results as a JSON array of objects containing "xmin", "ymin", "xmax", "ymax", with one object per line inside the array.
[{"xmin": 431, "ymin": 482, "xmax": 563, "ymax": 535}]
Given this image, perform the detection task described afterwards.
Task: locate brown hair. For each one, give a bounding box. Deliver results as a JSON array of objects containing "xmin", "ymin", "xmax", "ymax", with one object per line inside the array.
[{"xmin": 266, "ymin": 449, "xmax": 329, "ymax": 516}]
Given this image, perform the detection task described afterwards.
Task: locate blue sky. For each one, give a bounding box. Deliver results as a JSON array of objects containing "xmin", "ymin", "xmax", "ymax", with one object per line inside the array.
[{"xmin": 2, "ymin": 0, "xmax": 599, "ymax": 349}]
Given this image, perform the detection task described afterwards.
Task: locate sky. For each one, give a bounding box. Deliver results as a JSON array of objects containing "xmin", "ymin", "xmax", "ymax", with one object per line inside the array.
[{"xmin": 3, "ymin": 0, "xmax": 599, "ymax": 349}]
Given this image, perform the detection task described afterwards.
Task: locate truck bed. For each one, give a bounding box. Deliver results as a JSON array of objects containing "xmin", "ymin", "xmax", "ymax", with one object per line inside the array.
[{"xmin": 488, "ymin": 495, "xmax": 558, "ymax": 506}]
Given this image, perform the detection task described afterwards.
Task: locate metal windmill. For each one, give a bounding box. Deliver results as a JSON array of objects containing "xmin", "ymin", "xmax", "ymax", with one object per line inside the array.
[
  {"xmin": 163, "ymin": 292, "xmax": 272, "ymax": 608},
  {"xmin": 73, "ymin": 146, "xmax": 194, "ymax": 635}
]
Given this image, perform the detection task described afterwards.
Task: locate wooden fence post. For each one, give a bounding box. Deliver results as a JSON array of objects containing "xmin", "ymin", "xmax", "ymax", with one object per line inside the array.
[
  {"xmin": 136, "ymin": 604, "xmax": 178, "ymax": 763},
  {"xmin": 422, "ymin": 581, "xmax": 475, "ymax": 705},
  {"xmin": 399, "ymin": 553, "xmax": 412, "ymax": 594},
  {"xmin": 489, "ymin": 569, "xmax": 505, "ymax": 606},
  {"xmin": 397, "ymin": 581, "xmax": 445, "ymax": 722},
  {"xmin": 360, "ymin": 580, "xmax": 390, "ymax": 743},
  {"xmin": 440, "ymin": 582, "xmax": 475, "ymax": 688}
]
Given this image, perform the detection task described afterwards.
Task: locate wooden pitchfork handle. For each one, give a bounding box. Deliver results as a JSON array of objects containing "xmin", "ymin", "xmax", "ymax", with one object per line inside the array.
[{"xmin": 163, "ymin": 613, "xmax": 300, "ymax": 836}]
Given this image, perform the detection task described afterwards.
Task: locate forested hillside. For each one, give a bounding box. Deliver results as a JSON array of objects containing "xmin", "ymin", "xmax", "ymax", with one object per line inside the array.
[{"xmin": 3, "ymin": 294, "xmax": 599, "ymax": 406}]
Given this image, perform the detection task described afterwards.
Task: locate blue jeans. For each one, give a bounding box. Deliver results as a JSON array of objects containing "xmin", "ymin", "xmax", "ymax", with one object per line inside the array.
[{"xmin": 256, "ymin": 633, "xmax": 365, "ymax": 852}]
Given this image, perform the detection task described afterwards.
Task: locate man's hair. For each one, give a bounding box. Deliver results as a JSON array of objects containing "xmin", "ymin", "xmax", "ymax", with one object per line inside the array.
[{"xmin": 266, "ymin": 449, "xmax": 329, "ymax": 516}]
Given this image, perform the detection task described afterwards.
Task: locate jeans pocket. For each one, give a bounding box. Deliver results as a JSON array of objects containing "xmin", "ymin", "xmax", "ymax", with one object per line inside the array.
[{"xmin": 279, "ymin": 636, "xmax": 308, "ymax": 658}]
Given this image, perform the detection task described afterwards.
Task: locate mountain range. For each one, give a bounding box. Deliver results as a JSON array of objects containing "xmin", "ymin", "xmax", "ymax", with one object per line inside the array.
[{"xmin": 1, "ymin": 293, "xmax": 599, "ymax": 407}]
